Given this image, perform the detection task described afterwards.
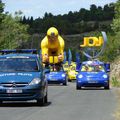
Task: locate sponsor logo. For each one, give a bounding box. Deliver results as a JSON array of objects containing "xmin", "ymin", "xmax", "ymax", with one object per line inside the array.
[{"xmin": 80, "ymin": 37, "xmax": 103, "ymax": 47}]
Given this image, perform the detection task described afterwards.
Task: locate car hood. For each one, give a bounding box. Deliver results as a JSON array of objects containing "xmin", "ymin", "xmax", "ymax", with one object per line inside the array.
[
  {"xmin": 78, "ymin": 72, "xmax": 107, "ymax": 78},
  {"xmin": 0, "ymin": 72, "xmax": 41, "ymax": 83},
  {"xmin": 47, "ymin": 71, "xmax": 65, "ymax": 76},
  {"xmin": 46, "ymin": 71, "xmax": 66, "ymax": 78}
]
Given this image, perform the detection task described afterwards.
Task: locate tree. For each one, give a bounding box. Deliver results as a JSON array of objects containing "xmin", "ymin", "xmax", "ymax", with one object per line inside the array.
[
  {"xmin": 0, "ymin": 13, "xmax": 30, "ymax": 49},
  {"xmin": 22, "ymin": 16, "xmax": 27, "ymax": 24},
  {"xmin": 101, "ymin": 0, "xmax": 120, "ymax": 61},
  {"xmin": 0, "ymin": 0, "xmax": 5, "ymax": 23},
  {"xmin": 90, "ymin": 4, "xmax": 97, "ymax": 20},
  {"xmin": 111, "ymin": 0, "xmax": 120, "ymax": 33}
]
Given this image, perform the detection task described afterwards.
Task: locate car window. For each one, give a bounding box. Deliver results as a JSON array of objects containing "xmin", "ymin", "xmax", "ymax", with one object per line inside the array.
[
  {"xmin": 50, "ymin": 66, "xmax": 64, "ymax": 72},
  {"xmin": 70, "ymin": 66, "xmax": 75, "ymax": 71},
  {"xmin": 0, "ymin": 58, "xmax": 40, "ymax": 72}
]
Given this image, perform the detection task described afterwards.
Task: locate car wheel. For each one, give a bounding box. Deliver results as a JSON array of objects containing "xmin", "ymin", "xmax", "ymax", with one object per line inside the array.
[
  {"xmin": 68, "ymin": 79, "xmax": 71, "ymax": 82},
  {"xmin": 0, "ymin": 100, "xmax": 3, "ymax": 104},
  {"xmin": 76, "ymin": 85, "xmax": 81, "ymax": 90},
  {"xmin": 44, "ymin": 93, "xmax": 48, "ymax": 103},
  {"xmin": 104, "ymin": 85, "xmax": 110, "ymax": 90},
  {"xmin": 63, "ymin": 81, "xmax": 67, "ymax": 86},
  {"xmin": 37, "ymin": 97, "xmax": 45, "ymax": 106}
]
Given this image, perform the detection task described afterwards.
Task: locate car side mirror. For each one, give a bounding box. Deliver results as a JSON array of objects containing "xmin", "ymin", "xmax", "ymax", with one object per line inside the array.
[
  {"xmin": 76, "ymin": 70, "xmax": 79, "ymax": 72},
  {"xmin": 104, "ymin": 63, "xmax": 110, "ymax": 72}
]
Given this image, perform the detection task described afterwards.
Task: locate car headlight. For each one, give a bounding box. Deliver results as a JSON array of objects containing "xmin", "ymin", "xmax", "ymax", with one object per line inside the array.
[
  {"xmin": 62, "ymin": 74, "xmax": 66, "ymax": 77},
  {"xmin": 103, "ymin": 74, "xmax": 108, "ymax": 79},
  {"xmin": 78, "ymin": 74, "xmax": 83, "ymax": 79},
  {"xmin": 29, "ymin": 78, "xmax": 41, "ymax": 85}
]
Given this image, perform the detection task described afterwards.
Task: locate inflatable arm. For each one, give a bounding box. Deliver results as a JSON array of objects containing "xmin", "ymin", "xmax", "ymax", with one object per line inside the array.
[
  {"xmin": 41, "ymin": 37, "xmax": 49, "ymax": 63},
  {"xmin": 57, "ymin": 36, "xmax": 65, "ymax": 61}
]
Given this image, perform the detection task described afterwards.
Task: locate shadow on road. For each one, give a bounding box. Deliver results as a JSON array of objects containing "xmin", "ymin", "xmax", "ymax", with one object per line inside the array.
[
  {"xmin": 48, "ymin": 84, "xmax": 68, "ymax": 86},
  {"xmin": 77, "ymin": 87, "xmax": 110, "ymax": 90},
  {"xmin": 0, "ymin": 101, "xmax": 51, "ymax": 107}
]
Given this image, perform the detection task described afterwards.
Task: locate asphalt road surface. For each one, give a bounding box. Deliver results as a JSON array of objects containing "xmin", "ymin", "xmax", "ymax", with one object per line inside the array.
[{"xmin": 0, "ymin": 83, "xmax": 117, "ymax": 120}]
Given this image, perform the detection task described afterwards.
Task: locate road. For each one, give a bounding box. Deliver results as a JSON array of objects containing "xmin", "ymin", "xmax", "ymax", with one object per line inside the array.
[{"xmin": 0, "ymin": 83, "xmax": 117, "ymax": 120}]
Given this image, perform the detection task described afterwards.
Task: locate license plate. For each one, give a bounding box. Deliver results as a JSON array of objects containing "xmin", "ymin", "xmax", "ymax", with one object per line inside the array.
[
  {"xmin": 50, "ymin": 79, "xmax": 56, "ymax": 81},
  {"xmin": 88, "ymin": 81, "xmax": 98, "ymax": 83},
  {"xmin": 6, "ymin": 89, "xmax": 22, "ymax": 93}
]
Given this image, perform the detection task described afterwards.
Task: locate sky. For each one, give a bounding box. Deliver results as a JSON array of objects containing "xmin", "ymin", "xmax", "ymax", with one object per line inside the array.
[{"xmin": 2, "ymin": 0, "xmax": 117, "ymax": 19}]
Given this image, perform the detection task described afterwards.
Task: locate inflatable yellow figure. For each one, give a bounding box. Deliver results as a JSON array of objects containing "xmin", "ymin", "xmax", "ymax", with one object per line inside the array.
[{"xmin": 41, "ymin": 27, "xmax": 65, "ymax": 63}]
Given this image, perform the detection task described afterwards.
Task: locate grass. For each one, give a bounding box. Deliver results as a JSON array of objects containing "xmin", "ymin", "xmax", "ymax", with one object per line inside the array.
[{"xmin": 111, "ymin": 77, "xmax": 120, "ymax": 87}]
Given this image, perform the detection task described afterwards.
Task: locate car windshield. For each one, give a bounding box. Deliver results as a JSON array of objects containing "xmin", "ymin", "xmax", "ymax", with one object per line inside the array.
[
  {"xmin": 0, "ymin": 58, "xmax": 39, "ymax": 72},
  {"xmin": 81, "ymin": 64, "xmax": 105, "ymax": 72},
  {"xmin": 50, "ymin": 65, "xmax": 64, "ymax": 72},
  {"xmin": 70, "ymin": 66, "xmax": 76, "ymax": 71},
  {"xmin": 63, "ymin": 64, "xmax": 69, "ymax": 71}
]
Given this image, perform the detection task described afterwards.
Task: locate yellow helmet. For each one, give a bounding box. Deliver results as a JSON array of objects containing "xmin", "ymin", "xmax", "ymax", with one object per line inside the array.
[{"xmin": 47, "ymin": 27, "xmax": 59, "ymax": 37}]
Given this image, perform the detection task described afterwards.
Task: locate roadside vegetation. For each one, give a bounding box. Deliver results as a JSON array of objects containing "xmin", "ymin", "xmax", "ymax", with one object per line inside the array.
[
  {"xmin": 0, "ymin": 0, "xmax": 120, "ymax": 119},
  {"xmin": 0, "ymin": 0, "xmax": 29, "ymax": 49}
]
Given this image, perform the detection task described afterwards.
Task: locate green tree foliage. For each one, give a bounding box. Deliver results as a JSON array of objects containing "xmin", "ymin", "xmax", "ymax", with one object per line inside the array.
[
  {"xmin": 111, "ymin": 0, "xmax": 120, "ymax": 33},
  {"xmin": 0, "ymin": 0, "xmax": 30, "ymax": 49},
  {"xmin": 0, "ymin": 0, "xmax": 5, "ymax": 23},
  {"xmin": 100, "ymin": 0, "xmax": 120, "ymax": 62},
  {"xmin": 0, "ymin": 14, "xmax": 29, "ymax": 49},
  {"xmin": 21, "ymin": 3, "xmax": 115, "ymax": 35}
]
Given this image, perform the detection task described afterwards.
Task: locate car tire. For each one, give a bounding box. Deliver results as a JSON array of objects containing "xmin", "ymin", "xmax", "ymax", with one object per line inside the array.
[
  {"xmin": 63, "ymin": 81, "xmax": 67, "ymax": 86},
  {"xmin": 37, "ymin": 97, "xmax": 45, "ymax": 106},
  {"xmin": 76, "ymin": 85, "xmax": 81, "ymax": 90},
  {"xmin": 104, "ymin": 85, "xmax": 110, "ymax": 90},
  {"xmin": 37, "ymin": 92, "xmax": 48, "ymax": 106},
  {"xmin": 44, "ymin": 93, "xmax": 48, "ymax": 103},
  {"xmin": 68, "ymin": 79, "xmax": 71, "ymax": 82},
  {"xmin": 0, "ymin": 100, "xmax": 3, "ymax": 104},
  {"xmin": 63, "ymin": 77, "xmax": 68, "ymax": 86}
]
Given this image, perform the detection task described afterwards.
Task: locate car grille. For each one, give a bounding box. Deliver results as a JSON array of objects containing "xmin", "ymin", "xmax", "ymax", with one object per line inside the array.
[
  {"xmin": 0, "ymin": 93, "xmax": 34, "ymax": 97},
  {"xmin": 0, "ymin": 82, "xmax": 28, "ymax": 87},
  {"xmin": 49, "ymin": 75, "xmax": 62, "ymax": 79}
]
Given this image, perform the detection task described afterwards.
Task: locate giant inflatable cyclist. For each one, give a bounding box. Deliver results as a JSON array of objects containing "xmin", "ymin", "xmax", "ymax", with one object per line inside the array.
[{"xmin": 41, "ymin": 27, "xmax": 65, "ymax": 64}]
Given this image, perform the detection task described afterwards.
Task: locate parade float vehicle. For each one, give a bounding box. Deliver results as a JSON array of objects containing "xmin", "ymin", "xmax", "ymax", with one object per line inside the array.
[
  {"xmin": 63, "ymin": 61, "xmax": 69, "ymax": 73},
  {"xmin": 40, "ymin": 28, "xmax": 68, "ymax": 85},
  {"xmin": 0, "ymin": 49, "xmax": 48, "ymax": 106},
  {"xmin": 76, "ymin": 32, "xmax": 110, "ymax": 89},
  {"xmin": 68, "ymin": 62, "xmax": 78, "ymax": 81}
]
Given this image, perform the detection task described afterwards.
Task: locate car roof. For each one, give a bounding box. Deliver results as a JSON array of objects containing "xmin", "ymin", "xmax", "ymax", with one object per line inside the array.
[{"xmin": 0, "ymin": 53, "xmax": 38, "ymax": 59}]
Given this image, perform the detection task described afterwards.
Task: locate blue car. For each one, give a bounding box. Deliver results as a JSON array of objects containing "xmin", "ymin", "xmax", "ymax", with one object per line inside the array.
[
  {"xmin": 46, "ymin": 65, "xmax": 67, "ymax": 85},
  {"xmin": 0, "ymin": 49, "xmax": 48, "ymax": 106},
  {"xmin": 76, "ymin": 60, "xmax": 110, "ymax": 90}
]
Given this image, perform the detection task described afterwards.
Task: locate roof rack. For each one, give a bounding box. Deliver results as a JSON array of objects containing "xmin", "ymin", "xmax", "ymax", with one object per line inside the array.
[{"xmin": 0, "ymin": 49, "xmax": 38, "ymax": 55}]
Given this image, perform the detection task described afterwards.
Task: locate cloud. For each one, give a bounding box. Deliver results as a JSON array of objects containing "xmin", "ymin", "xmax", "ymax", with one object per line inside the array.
[{"xmin": 22, "ymin": 9, "xmax": 32, "ymax": 15}]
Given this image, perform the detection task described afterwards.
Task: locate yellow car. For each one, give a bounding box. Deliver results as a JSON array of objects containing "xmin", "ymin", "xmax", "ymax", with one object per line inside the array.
[
  {"xmin": 63, "ymin": 61, "xmax": 69, "ymax": 73},
  {"xmin": 68, "ymin": 64, "xmax": 78, "ymax": 81}
]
